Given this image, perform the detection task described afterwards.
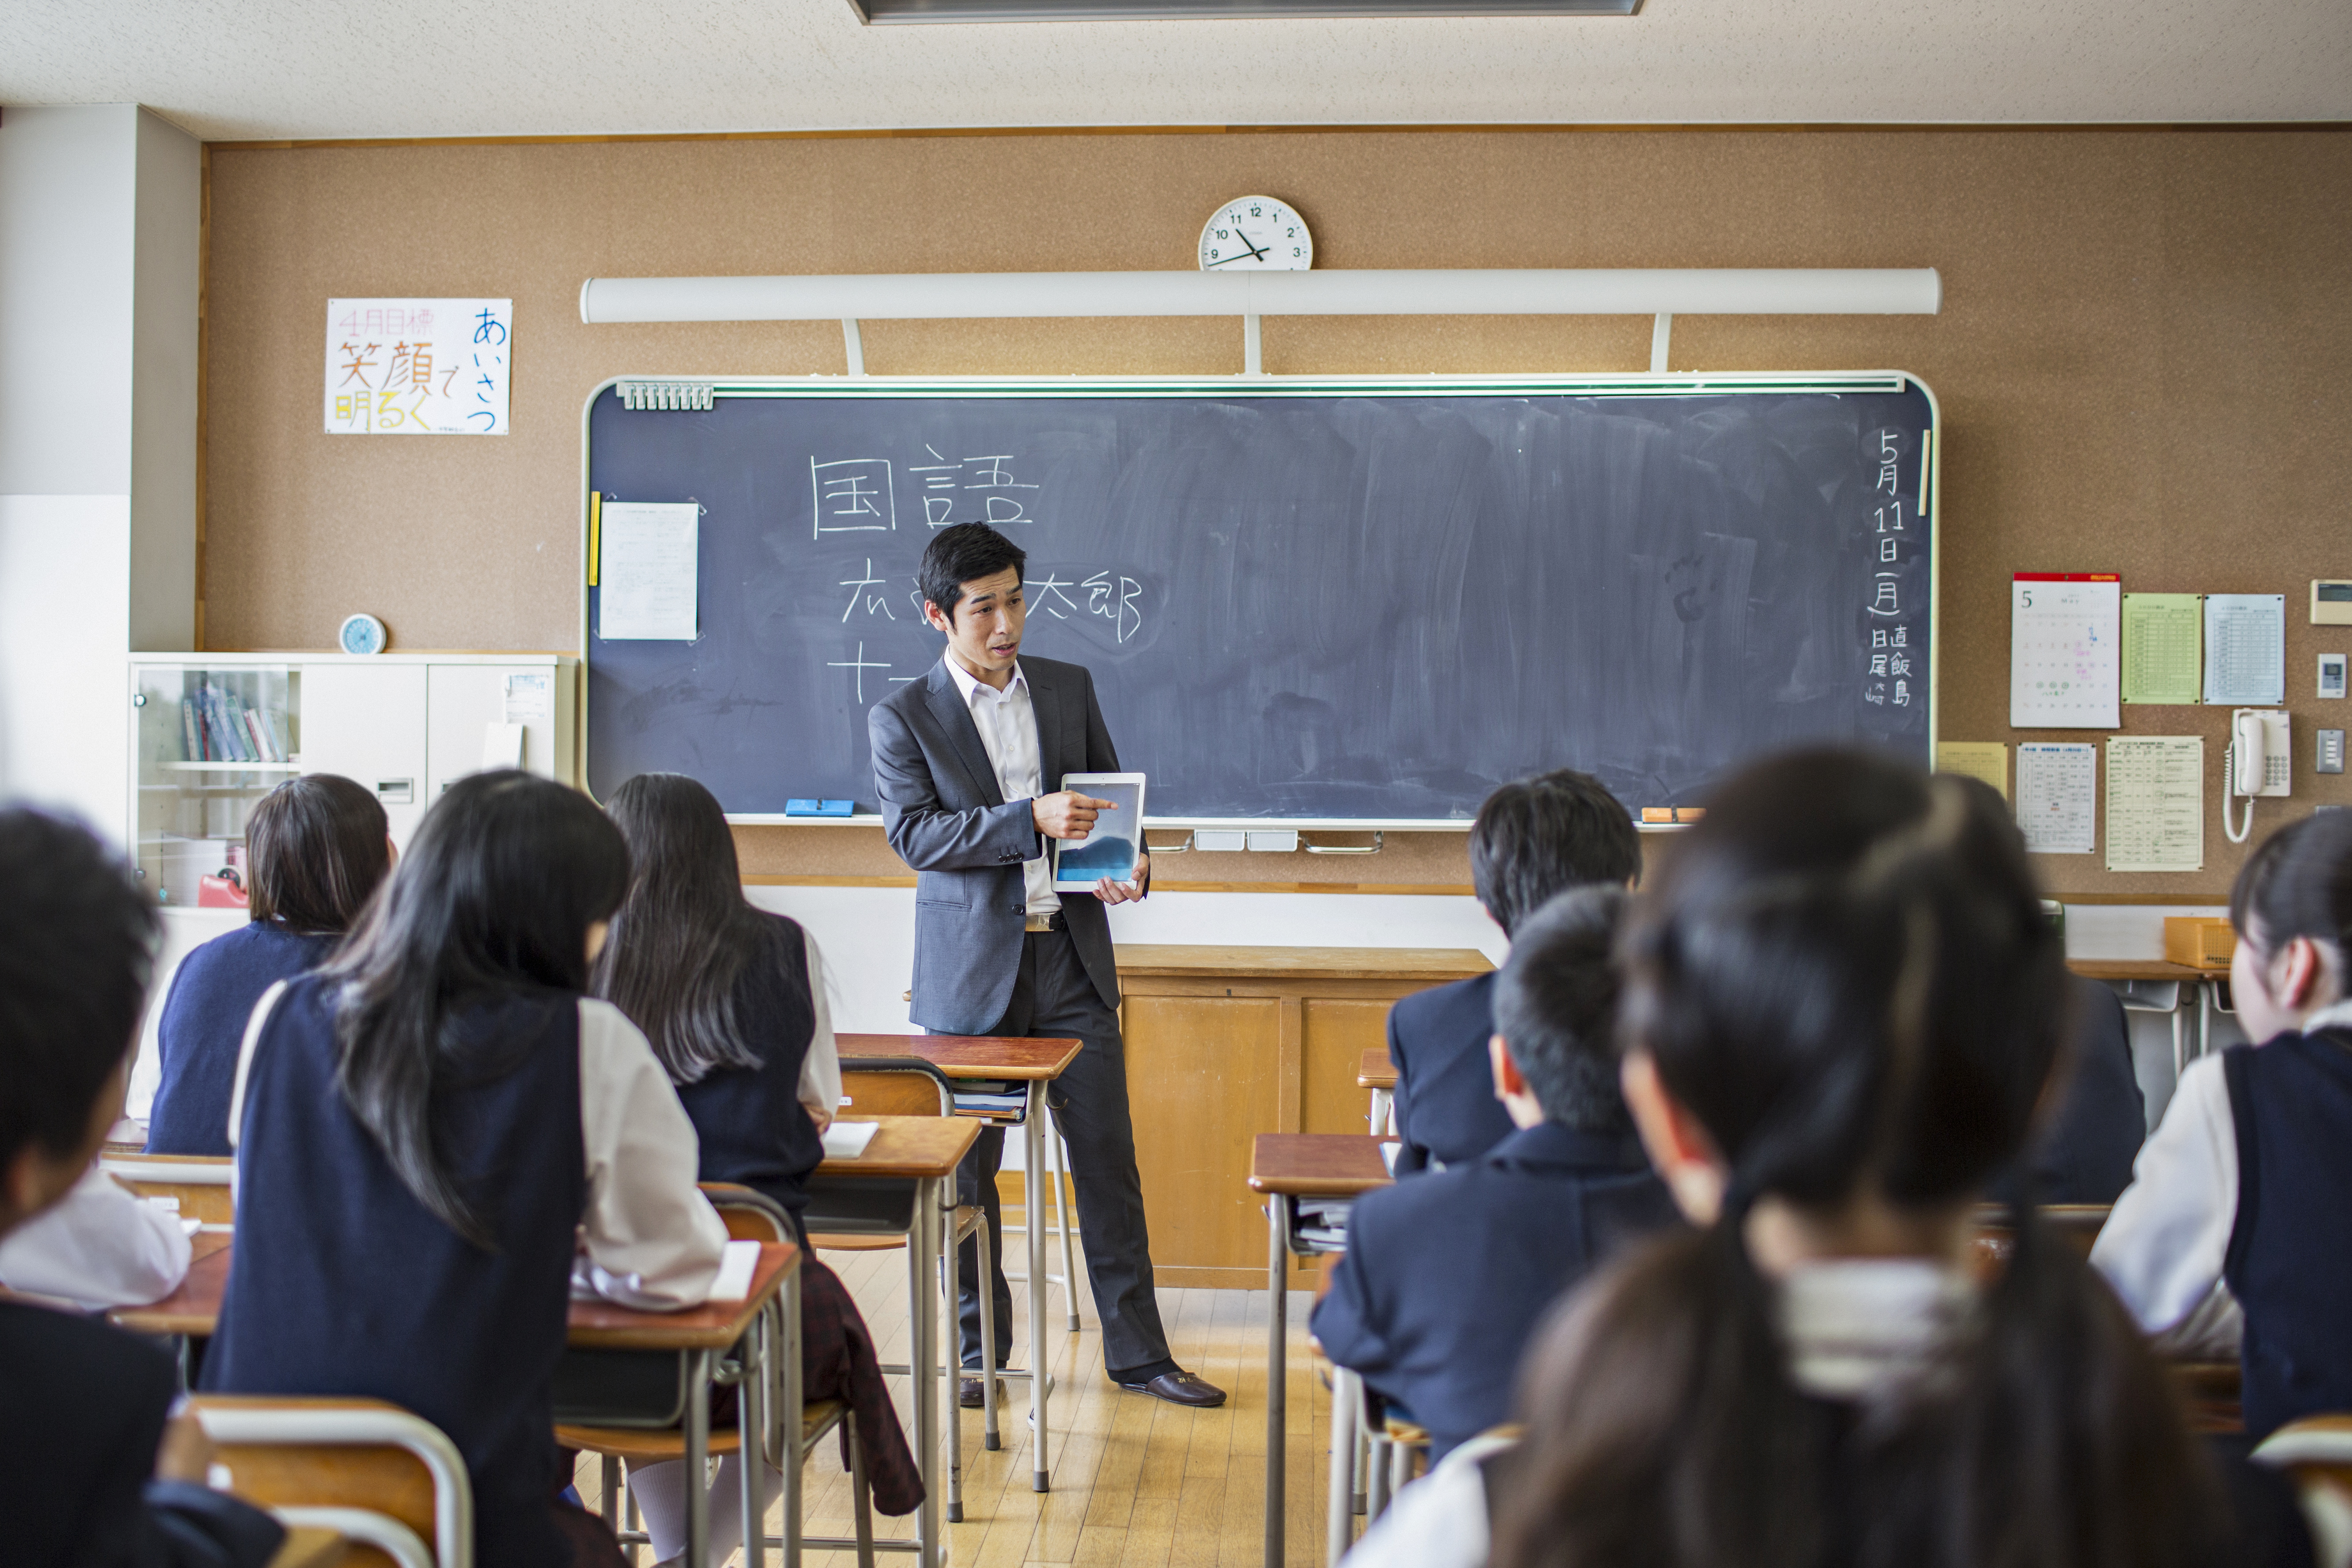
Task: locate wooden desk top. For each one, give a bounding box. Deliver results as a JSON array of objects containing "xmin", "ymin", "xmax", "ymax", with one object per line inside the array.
[
  {"xmin": 2068, "ymin": 959, "xmax": 2225, "ymax": 982},
  {"xmin": 114, "ymin": 1240, "xmax": 799, "ymax": 1352},
  {"xmin": 1357, "ymin": 1049, "xmax": 1396, "ymax": 1090},
  {"xmin": 1248, "ymin": 1133, "xmax": 1395, "ymax": 1196},
  {"xmin": 836, "ymin": 1032, "xmax": 1082, "ymax": 1081},
  {"xmin": 1114, "ymin": 945, "xmax": 1493, "ymax": 982},
  {"xmin": 817, "ymin": 1114, "xmax": 981, "ymax": 1179}
]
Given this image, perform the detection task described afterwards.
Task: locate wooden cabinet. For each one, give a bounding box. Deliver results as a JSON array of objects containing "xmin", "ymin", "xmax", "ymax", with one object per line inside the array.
[{"xmin": 1114, "ymin": 944, "xmax": 1492, "ymax": 1289}]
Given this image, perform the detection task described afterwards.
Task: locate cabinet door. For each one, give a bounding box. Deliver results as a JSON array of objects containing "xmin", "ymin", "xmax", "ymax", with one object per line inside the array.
[
  {"xmin": 426, "ymin": 664, "xmax": 567, "ymax": 803},
  {"xmin": 300, "ymin": 663, "xmax": 430, "ymax": 847}
]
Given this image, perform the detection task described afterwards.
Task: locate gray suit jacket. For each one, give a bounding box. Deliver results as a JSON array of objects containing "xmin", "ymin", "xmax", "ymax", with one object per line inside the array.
[{"xmin": 868, "ymin": 655, "xmax": 1130, "ymax": 1035}]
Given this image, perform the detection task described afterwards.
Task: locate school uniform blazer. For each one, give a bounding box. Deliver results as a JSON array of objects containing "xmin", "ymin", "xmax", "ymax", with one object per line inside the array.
[
  {"xmin": 0, "ymin": 1298, "xmax": 282, "ymax": 1568},
  {"xmin": 1386, "ymin": 972, "xmax": 1517, "ymax": 1175},
  {"xmin": 1997, "ymin": 975, "xmax": 2146, "ymax": 1206},
  {"xmin": 1310, "ymin": 1120, "xmax": 1677, "ymax": 1460},
  {"xmin": 869, "ymin": 655, "xmax": 1130, "ymax": 1036}
]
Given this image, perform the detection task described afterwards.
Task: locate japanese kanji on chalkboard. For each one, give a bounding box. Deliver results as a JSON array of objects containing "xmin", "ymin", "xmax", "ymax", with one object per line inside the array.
[{"xmin": 323, "ymin": 299, "xmax": 512, "ymax": 435}]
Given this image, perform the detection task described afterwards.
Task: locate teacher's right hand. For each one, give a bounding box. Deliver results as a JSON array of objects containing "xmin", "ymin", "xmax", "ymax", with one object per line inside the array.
[{"xmin": 1034, "ymin": 792, "xmax": 1113, "ymax": 840}]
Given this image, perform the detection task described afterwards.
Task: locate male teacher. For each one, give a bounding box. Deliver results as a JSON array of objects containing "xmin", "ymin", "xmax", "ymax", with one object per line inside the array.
[{"xmin": 869, "ymin": 523, "xmax": 1227, "ymax": 1411}]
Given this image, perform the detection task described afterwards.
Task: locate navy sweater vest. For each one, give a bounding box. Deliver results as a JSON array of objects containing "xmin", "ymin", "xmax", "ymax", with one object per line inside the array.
[
  {"xmin": 205, "ymin": 976, "xmax": 587, "ymax": 1568},
  {"xmin": 2222, "ymin": 1027, "xmax": 2352, "ymax": 1441},
  {"xmin": 673, "ymin": 915, "xmax": 825, "ymax": 1230},
  {"xmin": 147, "ymin": 923, "xmax": 337, "ymax": 1156}
]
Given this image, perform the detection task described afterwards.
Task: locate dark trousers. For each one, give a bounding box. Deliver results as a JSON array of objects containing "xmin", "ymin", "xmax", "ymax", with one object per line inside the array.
[{"xmin": 954, "ymin": 926, "xmax": 1171, "ymax": 1377}]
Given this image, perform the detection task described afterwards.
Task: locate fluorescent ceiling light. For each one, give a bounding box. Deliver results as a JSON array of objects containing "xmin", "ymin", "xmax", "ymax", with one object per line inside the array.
[{"xmin": 850, "ymin": 0, "xmax": 1636, "ymax": 20}]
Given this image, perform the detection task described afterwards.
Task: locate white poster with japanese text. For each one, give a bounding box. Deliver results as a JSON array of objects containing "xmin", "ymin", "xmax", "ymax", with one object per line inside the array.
[{"xmin": 324, "ymin": 299, "xmax": 512, "ymax": 434}]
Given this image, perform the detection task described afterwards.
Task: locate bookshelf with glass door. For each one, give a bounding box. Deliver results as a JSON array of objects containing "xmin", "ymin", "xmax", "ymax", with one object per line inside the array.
[{"xmin": 130, "ymin": 663, "xmax": 299, "ymax": 909}]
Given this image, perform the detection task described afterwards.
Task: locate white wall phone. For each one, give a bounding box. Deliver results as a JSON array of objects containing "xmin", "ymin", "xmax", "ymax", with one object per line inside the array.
[{"xmin": 2225, "ymin": 707, "xmax": 2292, "ymax": 843}]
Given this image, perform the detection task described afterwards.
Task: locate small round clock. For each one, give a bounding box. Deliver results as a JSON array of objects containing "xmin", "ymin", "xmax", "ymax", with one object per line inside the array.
[
  {"xmin": 1198, "ymin": 196, "xmax": 1311, "ymax": 271},
  {"xmin": 338, "ymin": 613, "xmax": 388, "ymax": 656}
]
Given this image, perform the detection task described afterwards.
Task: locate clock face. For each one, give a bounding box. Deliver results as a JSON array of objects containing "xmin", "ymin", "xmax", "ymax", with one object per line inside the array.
[{"xmin": 1199, "ymin": 196, "xmax": 1311, "ymax": 271}]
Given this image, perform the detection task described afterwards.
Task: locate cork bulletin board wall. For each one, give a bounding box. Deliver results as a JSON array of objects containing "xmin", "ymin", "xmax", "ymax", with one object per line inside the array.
[{"xmin": 201, "ymin": 127, "xmax": 2352, "ymax": 897}]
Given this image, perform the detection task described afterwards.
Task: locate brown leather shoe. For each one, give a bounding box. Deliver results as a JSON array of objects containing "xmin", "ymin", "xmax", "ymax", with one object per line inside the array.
[{"xmin": 1118, "ymin": 1369, "xmax": 1226, "ymax": 1407}]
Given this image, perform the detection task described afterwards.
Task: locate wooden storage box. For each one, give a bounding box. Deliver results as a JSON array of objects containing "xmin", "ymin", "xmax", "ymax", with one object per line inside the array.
[{"xmin": 2164, "ymin": 917, "xmax": 2236, "ymax": 970}]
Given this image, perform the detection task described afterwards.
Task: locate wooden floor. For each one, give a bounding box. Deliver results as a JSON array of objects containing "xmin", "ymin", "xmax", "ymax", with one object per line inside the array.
[{"xmin": 577, "ymin": 1233, "xmax": 1345, "ymax": 1567}]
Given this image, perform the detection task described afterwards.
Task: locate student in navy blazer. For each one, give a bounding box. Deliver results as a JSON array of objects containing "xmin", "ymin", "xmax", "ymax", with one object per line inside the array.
[
  {"xmin": 1315, "ymin": 886, "xmax": 1677, "ymax": 1460},
  {"xmin": 146, "ymin": 774, "xmax": 389, "ymax": 1155},
  {"xmin": 1388, "ymin": 769, "xmax": 1640, "ymax": 1175}
]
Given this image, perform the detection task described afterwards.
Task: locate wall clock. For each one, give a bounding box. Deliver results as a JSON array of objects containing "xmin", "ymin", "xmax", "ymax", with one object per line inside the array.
[{"xmin": 1198, "ymin": 196, "xmax": 1311, "ymax": 271}]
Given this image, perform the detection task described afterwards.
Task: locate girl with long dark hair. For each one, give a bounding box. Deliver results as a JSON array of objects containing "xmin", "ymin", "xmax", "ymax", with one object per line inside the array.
[
  {"xmin": 204, "ymin": 771, "xmax": 730, "ymax": 1568},
  {"xmin": 593, "ymin": 772, "xmax": 922, "ymax": 1564},
  {"xmin": 2097, "ymin": 808, "xmax": 2352, "ymax": 1441},
  {"xmin": 1353, "ymin": 749, "xmax": 2310, "ymax": 1568},
  {"xmin": 146, "ymin": 773, "xmax": 392, "ymax": 1155}
]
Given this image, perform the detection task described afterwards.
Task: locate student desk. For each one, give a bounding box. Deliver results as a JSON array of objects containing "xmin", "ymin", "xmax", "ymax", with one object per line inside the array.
[
  {"xmin": 112, "ymin": 1240, "xmax": 799, "ymax": 1568},
  {"xmin": 2068, "ymin": 959, "xmax": 2230, "ymax": 1077},
  {"xmin": 806, "ymin": 1112, "xmax": 983, "ymax": 1568},
  {"xmin": 835, "ymin": 1032, "xmax": 1082, "ymax": 1497},
  {"xmin": 1357, "ymin": 1050, "xmax": 1398, "ymax": 1137},
  {"xmin": 1247, "ymin": 1133, "xmax": 1393, "ymax": 1568}
]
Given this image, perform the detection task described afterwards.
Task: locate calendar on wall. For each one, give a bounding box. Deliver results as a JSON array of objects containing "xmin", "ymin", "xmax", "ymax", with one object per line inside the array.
[{"xmin": 2010, "ymin": 572, "xmax": 2120, "ymax": 729}]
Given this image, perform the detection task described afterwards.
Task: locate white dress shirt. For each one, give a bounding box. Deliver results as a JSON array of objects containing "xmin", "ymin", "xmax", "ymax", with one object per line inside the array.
[
  {"xmin": 799, "ymin": 932, "xmax": 844, "ymax": 1117},
  {"xmin": 229, "ymin": 984, "xmax": 729, "ymax": 1311},
  {"xmin": 941, "ymin": 655, "xmax": 1058, "ymax": 917},
  {"xmin": 0, "ymin": 1163, "xmax": 193, "ymax": 1310},
  {"xmin": 2078, "ymin": 1002, "xmax": 2352, "ymax": 1359}
]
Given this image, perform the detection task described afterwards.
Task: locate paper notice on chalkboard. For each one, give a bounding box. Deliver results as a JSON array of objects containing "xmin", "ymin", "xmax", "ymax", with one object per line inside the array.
[
  {"xmin": 2012, "ymin": 574, "xmax": 2120, "ymax": 729},
  {"xmin": 2204, "ymin": 594, "xmax": 2286, "ymax": 705},
  {"xmin": 598, "ymin": 502, "xmax": 699, "ymax": 641},
  {"xmin": 324, "ymin": 299, "xmax": 510, "ymax": 434},
  {"xmin": 2105, "ymin": 736, "xmax": 2203, "ymax": 872},
  {"xmin": 2123, "ymin": 593, "xmax": 2203, "ymax": 705},
  {"xmin": 2016, "ymin": 743, "xmax": 2097, "ymax": 854}
]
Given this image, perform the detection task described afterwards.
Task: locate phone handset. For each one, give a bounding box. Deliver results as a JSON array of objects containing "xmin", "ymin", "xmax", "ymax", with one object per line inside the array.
[{"xmin": 2224, "ymin": 708, "xmax": 2292, "ymax": 844}]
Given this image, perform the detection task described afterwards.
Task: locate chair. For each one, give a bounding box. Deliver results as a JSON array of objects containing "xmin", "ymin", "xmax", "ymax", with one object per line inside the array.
[
  {"xmin": 100, "ymin": 1152, "xmax": 234, "ymax": 1226},
  {"xmin": 2254, "ymin": 1415, "xmax": 2352, "ymax": 1568},
  {"xmin": 190, "ymin": 1395, "xmax": 472, "ymax": 1568},
  {"xmin": 558, "ymin": 1183, "xmax": 877, "ymax": 1568},
  {"xmin": 813, "ymin": 1058, "xmax": 997, "ymax": 1522}
]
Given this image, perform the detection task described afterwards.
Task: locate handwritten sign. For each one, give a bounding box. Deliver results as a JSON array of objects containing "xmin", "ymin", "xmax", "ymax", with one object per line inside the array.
[{"xmin": 324, "ymin": 299, "xmax": 512, "ymax": 435}]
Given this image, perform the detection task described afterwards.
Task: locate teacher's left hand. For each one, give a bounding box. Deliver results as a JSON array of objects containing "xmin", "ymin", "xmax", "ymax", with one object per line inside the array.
[{"xmin": 1095, "ymin": 853, "xmax": 1149, "ymax": 905}]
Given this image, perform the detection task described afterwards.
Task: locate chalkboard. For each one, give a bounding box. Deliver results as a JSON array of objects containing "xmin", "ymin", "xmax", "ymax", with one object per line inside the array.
[{"xmin": 583, "ymin": 375, "xmax": 1937, "ymax": 824}]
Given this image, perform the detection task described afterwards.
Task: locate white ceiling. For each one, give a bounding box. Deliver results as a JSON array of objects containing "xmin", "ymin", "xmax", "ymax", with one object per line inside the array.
[{"xmin": 7, "ymin": 0, "xmax": 2348, "ymax": 142}]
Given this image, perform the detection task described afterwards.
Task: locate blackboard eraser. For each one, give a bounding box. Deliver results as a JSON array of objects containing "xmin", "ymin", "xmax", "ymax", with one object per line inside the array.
[
  {"xmin": 1675, "ymin": 807, "xmax": 1706, "ymax": 823},
  {"xmin": 785, "ymin": 798, "xmax": 856, "ymax": 817},
  {"xmin": 1641, "ymin": 808, "xmax": 1676, "ymax": 824}
]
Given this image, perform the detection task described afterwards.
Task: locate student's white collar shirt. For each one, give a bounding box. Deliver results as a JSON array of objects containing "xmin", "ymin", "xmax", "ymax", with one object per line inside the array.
[
  {"xmin": 0, "ymin": 1161, "xmax": 193, "ymax": 1311},
  {"xmin": 941, "ymin": 655, "xmax": 1059, "ymax": 917},
  {"xmin": 2090, "ymin": 998, "xmax": 2352, "ymax": 1360}
]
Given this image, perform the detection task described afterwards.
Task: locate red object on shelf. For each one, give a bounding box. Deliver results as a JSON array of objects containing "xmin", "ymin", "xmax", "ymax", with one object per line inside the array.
[{"xmin": 197, "ymin": 873, "xmax": 248, "ymax": 909}]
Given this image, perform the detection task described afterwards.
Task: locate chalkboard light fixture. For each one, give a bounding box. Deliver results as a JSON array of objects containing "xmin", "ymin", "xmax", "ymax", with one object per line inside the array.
[{"xmin": 847, "ymin": 0, "xmax": 1635, "ymax": 21}]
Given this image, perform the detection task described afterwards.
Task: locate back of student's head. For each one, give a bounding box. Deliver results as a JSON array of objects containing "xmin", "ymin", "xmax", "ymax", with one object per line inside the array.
[
  {"xmin": 0, "ymin": 809, "xmax": 159, "ymax": 1215},
  {"xmin": 2231, "ymin": 808, "xmax": 2352, "ymax": 970},
  {"xmin": 246, "ymin": 774, "xmax": 391, "ymax": 935},
  {"xmin": 594, "ymin": 771, "xmax": 804, "ymax": 1086},
  {"xmin": 1490, "ymin": 886, "xmax": 1628, "ymax": 1134},
  {"xmin": 327, "ymin": 771, "xmax": 629, "ymax": 1247},
  {"xmin": 1470, "ymin": 770, "xmax": 1639, "ymax": 935},
  {"xmin": 1490, "ymin": 749, "xmax": 2223, "ymax": 1568}
]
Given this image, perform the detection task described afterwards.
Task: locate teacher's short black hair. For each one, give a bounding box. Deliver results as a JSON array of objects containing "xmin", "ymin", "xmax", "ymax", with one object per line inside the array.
[
  {"xmin": 921, "ymin": 524, "xmax": 1028, "ymax": 624},
  {"xmin": 1470, "ymin": 768, "xmax": 1639, "ymax": 935},
  {"xmin": 0, "ymin": 808, "xmax": 160, "ymax": 1171}
]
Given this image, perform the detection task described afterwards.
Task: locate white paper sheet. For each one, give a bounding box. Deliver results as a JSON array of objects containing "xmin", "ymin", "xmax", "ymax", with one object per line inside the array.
[
  {"xmin": 2105, "ymin": 736, "xmax": 2203, "ymax": 872},
  {"xmin": 598, "ymin": 502, "xmax": 699, "ymax": 641},
  {"xmin": 2203, "ymin": 593, "xmax": 2286, "ymax": 705},
  {"xmin": 822, "ymin": 1121, "xmax": 880, "ymax": 1160},
  {"xmin": 324, "ymin": 298, "xmax": 511, "ymax": 435},
  {"xmin": 707, "ymin": 1239, "xmax": 762, "ymax": 1303},
  {"xmin": 2011, "ymin": 575, "xmax": 2121, "ymax": 728},
  {"xmin": 503, "ymin": 671, "xmax": 551, "ymax": 724},
  {"xmin": 2016, "ymin": 743, "xmax": 2098, "ymax": 854}
]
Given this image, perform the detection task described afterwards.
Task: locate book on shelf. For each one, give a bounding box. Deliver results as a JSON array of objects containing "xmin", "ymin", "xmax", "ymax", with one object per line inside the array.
[{"xmin": 181, "ymin": 697, "xmax": 204, "ymax": 762}]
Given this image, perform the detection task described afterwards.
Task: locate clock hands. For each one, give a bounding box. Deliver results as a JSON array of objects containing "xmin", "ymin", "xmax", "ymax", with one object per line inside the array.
[{"xmin": 1206, "ymin": 228, "xmax": 1272, "ymax": 267}]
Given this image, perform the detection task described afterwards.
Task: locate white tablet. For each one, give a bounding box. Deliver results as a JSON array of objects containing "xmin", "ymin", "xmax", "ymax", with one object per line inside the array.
[{"xmin": 1052, "ymin": 773, "xmax": 1146, "ymax": 892}]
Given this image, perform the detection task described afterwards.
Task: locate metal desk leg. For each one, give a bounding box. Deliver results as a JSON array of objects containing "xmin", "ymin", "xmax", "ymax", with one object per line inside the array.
[
  {"xmin": 1049, "ymin": 1111, "xmax": 1081, "ymax": 1333},
  {"xmin": 1265, "ymin": 1197, "xmax": 1288, "ymax": 1568},
  {"xmin": 1027, "ymin": 1082, "xmax": 1052, "ymax": 1492},
  {"xmin": 743, "ymin": 1304, "xmax": 768, "ymax": 1568},
  {"xmin": 1325, "ymin": 1365, "xmax": 1358, "ymax": 1568},
  {"xmin": 782, "ymin": 1274, "xmax": 804, "ymax": 1568},
  {"xmin": 911, "ymin": 1177, "xmax": 942, "ymax": 1568},
  {"xmin": 685, "ymin": 1348, "xmax": 713, "ymax": 1568}
]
